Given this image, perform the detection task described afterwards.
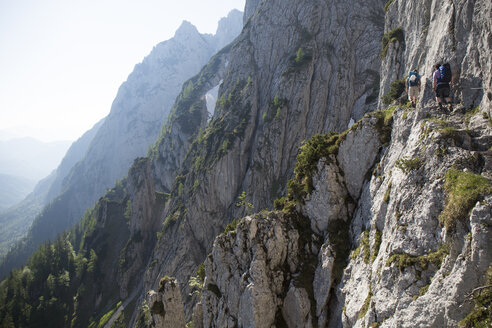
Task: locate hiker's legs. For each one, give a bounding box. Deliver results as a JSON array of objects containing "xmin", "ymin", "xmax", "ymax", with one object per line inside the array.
[
  {"xmin": 436, "ymin": 85, "xmax": 449, "ymax": 109},
  {"xmin": 411, "ymin": 96, "xmax": 417, "ymax": 107},
  {"xmin": 408, "ymin": 86, "xmax": 419, "ymax": 106},
  {"xmin": 441, "ymin": 86, "xmax": 452, "ymax": 110},
  {"xmin": 437, "ymin": 98, "xmax": 444, "ymax": 109},
  {"xmin": 439, "ymin": 86, "xmax": 450, "ymax": 102},
  {"xmin": 435, "ymin": 93, "xmax": 444, "ymax": 108}
]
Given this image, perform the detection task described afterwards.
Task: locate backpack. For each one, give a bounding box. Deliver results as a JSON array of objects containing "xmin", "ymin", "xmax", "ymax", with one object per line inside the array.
[
  {"xmin": 408, "ymin": 71, "xmax": 419, "ymax": 86},
  {"xmin": 438, "ymin": 63, "xmax": 452, "ymax": 84}
]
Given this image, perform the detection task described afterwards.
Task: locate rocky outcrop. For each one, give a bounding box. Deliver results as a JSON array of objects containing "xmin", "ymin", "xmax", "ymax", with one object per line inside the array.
[
  {"xmin": 335, "ymin": 106, "xmax": 491, "ymax": 327},
  {"xmin": 148, "ymin": 277, "xmax": 186, "ymax": 328},
  {"xmin": 197, "ymin": 112, "xmax": 388, "ymax": 327},
  {"xmin": 197, "ymin": 104, "xmax": 491, "ymax": 327},
  {"xmin": 213, "ymin": 10, "xmax": 244, "ymax": 53},
  {"xmin": 243, "ymin": 0, "xmax": 261, "ymax": 23},
  {"xmin": 201, "ymin": 211, "xmax": 311, "ymax": 328}
]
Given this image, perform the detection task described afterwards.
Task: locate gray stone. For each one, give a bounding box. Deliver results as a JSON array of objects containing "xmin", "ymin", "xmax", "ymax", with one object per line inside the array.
[
  {"xmin": 282, "ymin": 287, "xmax": 312, "ymax": 328},
  {"xmin": 147, "ymin": 278, "xmax": 185, "ymax": 328}
]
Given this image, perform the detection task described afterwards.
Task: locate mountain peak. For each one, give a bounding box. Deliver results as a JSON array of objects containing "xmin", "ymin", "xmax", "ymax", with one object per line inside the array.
[
  {"xmin": 214, "ymin": 9, "xmax": 244, "ymax": 51},
  {"xmin": 174, "ymin": 20, "xmax": 200, "ymax": 38}
]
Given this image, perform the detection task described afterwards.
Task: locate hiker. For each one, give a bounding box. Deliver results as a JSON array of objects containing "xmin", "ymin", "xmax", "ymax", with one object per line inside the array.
[
  {"xmin": 433, "ymin": 63, "xmax": 453, "ymax": 111},
  {"xmin": 406, "ymin": 69, "xmax": 421, "ymax": 108}
]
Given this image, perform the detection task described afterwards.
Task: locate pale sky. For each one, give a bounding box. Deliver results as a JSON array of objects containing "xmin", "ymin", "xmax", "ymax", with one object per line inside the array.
[{"xmin": 0, "ymin": 0, "xmax": 245, "ymax": 142}]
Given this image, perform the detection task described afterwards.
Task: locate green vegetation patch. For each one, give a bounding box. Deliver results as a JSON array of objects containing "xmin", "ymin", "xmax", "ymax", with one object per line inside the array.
[
  {"xmin": 158, "ymin": 275, "xmax": 175, "ymax": 292},
  {"xmin": 263, "ymin": 95, "xmax": 288, "ymax": 122},
  {"xmin": 381, "ymin": 78, "xmax": 405, "ymax": 105},
  {"xmin": 155, "ymin": 191, "xmax": 170, "ymax": 204},
  {"xmin": 295, "ymin": 47, "xmax": 305, "ymax": 63},
  {"xmin": 162, "ymin": 210, "xmax": 181, "ymax": 232},
  {"xmin": 224, "ymin": 218, "xmax": 240, "ymax": 234},
  {"xmin": 460, "ymin": 265, "xmax": 492, "ymax": 328},
  {"xmin": 92, "ymin": 301, "xmax": 122, "ymax": 328},
  {"xmin": 439, "ymin": 168, "xmax": 491, "ymax": 229},
  {"xmin": 395, "ymin": 157, "xmax": 424, "ymax": 174},
  {"xmin": 435, "ymin": 146, "xmax": 449, "ymax": 158},
  {"xmin": 421, "ymin": 117, "xmax": 465, "ymax": 144},
  {"xmin": 371, "ymin": 108, "xmax": 395, "ymax": 145},
  {"xmin": 286, "ymin": 133, "xmax": 342, "ymax": 203},
  {"xmin": 235, "ymin": 191, "xmax": 254, "ymax": 215},
  {"xmin": 384, "ymin": 181, "xmax": 392, "ymax": 203},
  {"xmin": 351, "ymin": 229, "xmax": 382, "ymax": 264},
  {"xmin": 284, "ymin": 47, "xmax": 313, "ymax": 75},
  {"xmin": 134, "ymin": 300, "xmax": 150, "ymax": 328},
  {"xmin": 0, "ymin": 188, "xmax": 130, "ymax": 328},
  {"xmin": 124, "ymin": 200, "xmax": 132, "ymax": 220},
  {"xmin": 438, "ymin": 126, "xmax": 462, "ymax": 143},
  {"xmin": 188, "ymin": 262, "xmax": 205, "ymax": 296},
  {"xmin": 371, "ymin": 230, "xmax": 382, "ymax": 263},
  {"xmin": 381, "ymin": 26, "xmax": 404, "ymax": 59},
  {"xmin": 387, "ymin": 243, "xmax": 449, "ymax": 271}
]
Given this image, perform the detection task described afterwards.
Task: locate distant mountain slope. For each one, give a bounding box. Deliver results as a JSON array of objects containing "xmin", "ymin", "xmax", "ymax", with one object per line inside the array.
[
  {"xmin": 0, "ymin": 174, "xmax": 36, "ymax": 211},
  {"xmin": 0, "ymin": 137, "xmax": 71, "ymax": 181},
  {"xmin": 0, "ymin": 119, "xmax": 103, "ymax": 258},
  {"xmin": 0, "ymin": 10, "xmax": 243, "ymax": 278}
]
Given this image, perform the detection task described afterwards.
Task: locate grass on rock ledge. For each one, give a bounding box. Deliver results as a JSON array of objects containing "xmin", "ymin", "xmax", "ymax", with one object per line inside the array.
[{"xmin": 439, "ymin": 168, "xmax": 491, "ymax": 230}]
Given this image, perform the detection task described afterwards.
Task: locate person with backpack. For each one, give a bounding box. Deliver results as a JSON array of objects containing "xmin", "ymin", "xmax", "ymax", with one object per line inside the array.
[
  {"xmin": 433, "ymin": 63, "xmax": 453, "ymax": 111},
  {"xmin": 406, "ymin": 68, "xmax": 421, "ymax": 108}
]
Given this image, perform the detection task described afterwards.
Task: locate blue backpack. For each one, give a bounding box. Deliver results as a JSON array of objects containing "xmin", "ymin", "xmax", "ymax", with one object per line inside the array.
[
  {"xmin": 438, "ymin": 63, "xmax": 452, "ymax": 84},
  {"xmin": 408, "ymin": 71, "xmax": 420, "ymax": 86}
]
